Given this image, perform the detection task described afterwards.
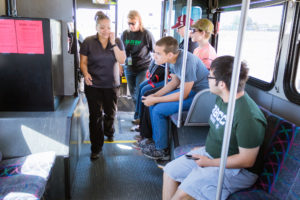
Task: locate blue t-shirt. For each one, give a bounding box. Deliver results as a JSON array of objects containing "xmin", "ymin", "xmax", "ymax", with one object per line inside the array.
[{"xmin": 170, "ymin": 50, "xmax": 209, "ymax": 92}]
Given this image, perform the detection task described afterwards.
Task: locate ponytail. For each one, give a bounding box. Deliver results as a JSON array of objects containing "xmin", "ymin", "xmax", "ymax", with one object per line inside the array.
[{"xmin": 95, "ymin": 11, "xmax": 109, "ymax": 23}]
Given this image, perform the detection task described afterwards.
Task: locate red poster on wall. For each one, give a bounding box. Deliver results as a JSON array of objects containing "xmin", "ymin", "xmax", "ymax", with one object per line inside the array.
[
  {"xmin": 15, "ymin": 20, "xmax": 44, "ymax": 54},
  {"xmin": 0, "ymin": 19, "xmax": 18, "ymax": 53}
]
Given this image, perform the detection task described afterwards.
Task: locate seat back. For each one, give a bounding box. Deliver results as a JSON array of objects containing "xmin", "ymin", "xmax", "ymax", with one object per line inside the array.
[{"xmin": 184, "ymin": 89, "xmax": 217, "ymax": 126}]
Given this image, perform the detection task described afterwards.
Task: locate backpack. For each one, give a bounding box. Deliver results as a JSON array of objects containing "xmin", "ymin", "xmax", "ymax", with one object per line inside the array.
[{"xmin": 146, "ymin": 63, "xmax": 165, "ymax": 85}]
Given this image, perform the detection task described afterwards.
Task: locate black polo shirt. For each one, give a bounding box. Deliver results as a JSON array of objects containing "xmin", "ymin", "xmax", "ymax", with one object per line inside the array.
[
  {"xmin": 121, "ymin": 29, "xmax": 155, "ymax": 72},
  {"xmin": 80, "ymin": 34, "xmax": 125, "ymax": 88}
]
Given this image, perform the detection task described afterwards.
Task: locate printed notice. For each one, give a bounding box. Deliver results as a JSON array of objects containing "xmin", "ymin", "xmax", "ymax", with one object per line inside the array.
[
  {"xmin": 15, "ymin": 20, "xmax": 44, "ymax": 54},
  {"xmin": 0, "ymin": 19, "xmax": 18, "ymax": 53}
]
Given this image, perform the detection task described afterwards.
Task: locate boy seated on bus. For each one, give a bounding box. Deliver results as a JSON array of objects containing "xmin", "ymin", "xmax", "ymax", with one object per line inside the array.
[
  {"xmin": 162, "ymin": 56, "xmax": 267, "ymax": 200},
  {"xmin": 171, "ymin": 15, "xmax": 198, "ymax": 53},
  {"xmin": 131, "ymin": 14, "xmax": 198, "ymax": 132},
  {"xmin": 141, "ymin": 36, "xmax": 209, "ymax": 160},
  {"xmin": 190, "ymin": 18, "xmax": 217, "ymax": 69}
]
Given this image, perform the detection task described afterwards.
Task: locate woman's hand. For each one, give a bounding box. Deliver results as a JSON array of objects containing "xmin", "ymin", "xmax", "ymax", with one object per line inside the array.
[
  {"xmin": 84, "ymin": 73, "xmax": 93, "ymax": 86},
  {"xmin": 119, "ymin": 65, "xmax": 124, "ymax": 76},
  {"xmin": 109, "ymin": 32, "xmax": 115, "ymax": 45}
]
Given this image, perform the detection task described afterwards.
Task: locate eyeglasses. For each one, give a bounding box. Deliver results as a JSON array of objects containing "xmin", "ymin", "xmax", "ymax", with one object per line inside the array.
[
  {"xmin": 190, "ymin": 28, "xmax": 203, "ymax": 33},
  {"xmin": 128, "ymin": 22, "xmax": 136, "ymax": 26},
  {"xmin": 207, "ymin": 75, "xmax": 216, "ymax": 80}
]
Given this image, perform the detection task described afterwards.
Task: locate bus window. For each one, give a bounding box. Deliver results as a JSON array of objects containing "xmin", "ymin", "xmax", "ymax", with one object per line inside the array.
[
  {"xmin": 217, "ymin": 5, "xmax": 283, "ymax": 83},
  {"xmin": 77, "ymin": 8, "xmax": 116, "ymax": 39},
  {"xmin": 295, "ymin": 54, "xmax": 300, "ymax": 93}
]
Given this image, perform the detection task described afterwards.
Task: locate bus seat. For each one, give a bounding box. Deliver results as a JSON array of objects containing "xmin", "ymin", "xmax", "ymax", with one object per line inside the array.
[
  {"xmin": 169, "ymin": 89, "xmax": 215, "ymax": 157},
  {"xmin": 170, "ymin": 88, "xmax": 217, "ymax": 126},
  {"xmin": 229, "ymin": 107, "xmax": 300, "ymax": 200},
  {"xmin": 172, "ymin": 107, "xmax": 300, "ymax": 200},
  {"xmin": 0, "ymin": 151, "xmax": 56, "ymax": 200}
]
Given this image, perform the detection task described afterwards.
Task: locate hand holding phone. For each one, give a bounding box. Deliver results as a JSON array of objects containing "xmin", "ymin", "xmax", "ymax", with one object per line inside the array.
[{"xmin": 185, "ymin": 154, "xmax": 199, "ymax": 160}]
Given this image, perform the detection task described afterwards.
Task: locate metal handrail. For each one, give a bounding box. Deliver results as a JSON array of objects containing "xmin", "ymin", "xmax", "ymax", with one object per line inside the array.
[
  {"xmin": 164, "ymin": 0, "xmax": 173, "ymax": 85},
  {"xmin": 177, "ymin": 0, "xmax": 192, "ymax": 128},
  {"xmin": 215, "ymin": 0, "xmax": 250, "ymax": 199}
]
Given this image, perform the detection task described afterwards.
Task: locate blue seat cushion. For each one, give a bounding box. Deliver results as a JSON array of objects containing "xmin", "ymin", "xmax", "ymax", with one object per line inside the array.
[
  {"xmin": 228, "ymin": 189, "xmax": 278, "ymax": 200},
  {"xmin": 253, "ymin": 108, "xmax": 300, "ymax": 199},
  {"xmin": 0, "ymin": 151, "xmax": 55, "ymax": 200}
]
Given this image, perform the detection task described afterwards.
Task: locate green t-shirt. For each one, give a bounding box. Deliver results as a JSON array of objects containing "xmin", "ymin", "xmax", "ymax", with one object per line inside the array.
[{"xmin": 205, "ymin": 93, "xmax": 267, "ymax": 160}]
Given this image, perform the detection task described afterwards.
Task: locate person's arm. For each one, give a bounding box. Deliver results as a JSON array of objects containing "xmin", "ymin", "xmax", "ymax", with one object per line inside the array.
[
  {"xmin": 80, "ymin": 54, "xmax": 92, "ymax": 85},
  {"xmin": 152, "ymin": 75, "xmax": 180, "ymax": 97},
  {"xmin": 110, "ymin": 32, "xmax": 126, "ymax": 64},
  {"xmin": 119, "ymin": 63, "xmax": 124, "ymax": 76},
  {"xmin": 193, "ymin": 146, "xmax": 260, "ymax": 169},
  {"xmin": 142, "ymin": 80, "xmax": 194, "ymax": 106}
]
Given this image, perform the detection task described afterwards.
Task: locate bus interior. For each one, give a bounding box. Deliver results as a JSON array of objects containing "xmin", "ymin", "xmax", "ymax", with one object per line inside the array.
[{"xmin": 0, "ymin": 0, "xmax": 300, "ymax": 199}]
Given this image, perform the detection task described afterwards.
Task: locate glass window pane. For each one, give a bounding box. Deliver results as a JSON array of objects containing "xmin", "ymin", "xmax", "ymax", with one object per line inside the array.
[
  {"xmin": 217, "ymin": 6, "xmax": 283, "ymax": 83},
  {"xmin": 77, "ymin": 8, "xmax": 116, "ymax": 39}
]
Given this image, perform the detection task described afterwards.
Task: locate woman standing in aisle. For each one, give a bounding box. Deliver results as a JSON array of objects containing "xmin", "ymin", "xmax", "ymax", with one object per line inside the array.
[
  {"xmin": 80, "ymin": 11, "xmax": 126, "ymax": 160},
  {"xmin": 121, "ymin": 10, "xmax": 155, "ymax": 114}
]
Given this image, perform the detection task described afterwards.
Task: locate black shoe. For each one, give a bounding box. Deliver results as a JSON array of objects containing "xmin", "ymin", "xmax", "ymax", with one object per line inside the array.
[
  {"xmin": 106, "ymin": 136, "xmax": 114, "ymax": 142},
  {"xmin": 90, "ymin": 152, "xmax": 100, "ymax": 160}
]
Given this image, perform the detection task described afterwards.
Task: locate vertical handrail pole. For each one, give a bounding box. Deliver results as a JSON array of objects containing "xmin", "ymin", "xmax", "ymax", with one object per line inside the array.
[
  {"xmin": 215, "ymin": 0, "xmax": 250, "ymax": 199},
  {"xmin": 164, "ymin": 0, "xmax": 173, "ymax": 85},
  {"xmin": 10, "ymin": 0, "xmax": 17, "ymax": 17},
  {"xmin": 177, "ymin": 0, "xmax": 192, "ymax": 128},
  {"xmin": 166, "ymin": 0, "xmax": 173, "ymax": 36}
]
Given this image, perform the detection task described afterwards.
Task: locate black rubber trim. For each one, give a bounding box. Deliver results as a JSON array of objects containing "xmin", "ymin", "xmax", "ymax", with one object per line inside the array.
[{"xmin": 283, "ymin": 3, "xmax": 300, "ymax": 105}]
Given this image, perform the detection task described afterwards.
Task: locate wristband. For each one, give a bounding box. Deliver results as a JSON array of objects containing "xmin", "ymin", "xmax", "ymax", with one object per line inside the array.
[{"xmin": 111, "ymin": 44, "xmax": 117, "ymax": 48}]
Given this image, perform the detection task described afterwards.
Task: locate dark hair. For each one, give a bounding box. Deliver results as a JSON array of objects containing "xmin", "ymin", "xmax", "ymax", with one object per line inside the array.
[
  {"xmin": 95, "ymin": 11, "xmax": 109, "ymax": 24},
  {"xmin": 156, "ymin": 36, "xmax": 179, "ymax": 54},
  {"xmin": 210, "ymin": 55, "xmax": 249, "ymax": 92}
]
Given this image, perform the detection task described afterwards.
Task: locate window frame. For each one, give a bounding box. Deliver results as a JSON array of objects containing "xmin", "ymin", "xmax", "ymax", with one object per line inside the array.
[
  {"xmin": 283, "ymin": 3, "xmax": 300, "ymax": 104},
  {"xmin": 216, "ymin": 3, "xmax": 287, "ymax": 91}
]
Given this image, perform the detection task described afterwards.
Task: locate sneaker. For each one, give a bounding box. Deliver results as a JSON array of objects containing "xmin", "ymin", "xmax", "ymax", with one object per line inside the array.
[
  {"xmin": 133, "ymin": 134, "xmax": 143, "ymax": 142},
  {"xmin": 139, "ymin": 138, "xmax": 154, "ymax": 149},
  {"xmin": 131, "ymin": 119, "xmax": 140, "ymax": 125},
  {"xmin": 132, "ymin": 142, "xmax": 141, "ymax": 150},
  {"xmin": 141, "ymin": 142, "xmax": 156, "ymax": 154},
  {"xmin": 90, "ymin": 152, "xmax": 100, "ymax": 160},
  {"xmin": 143, "ymin": 148, "xmax": 170, "ymax": 161},
  {"xmin": 130, "ymin": 125, "xmax": 140, "ymax": 132},
  {"xmin": 135, "ymin": 126, "xmax": 140, "ymax": 132}
]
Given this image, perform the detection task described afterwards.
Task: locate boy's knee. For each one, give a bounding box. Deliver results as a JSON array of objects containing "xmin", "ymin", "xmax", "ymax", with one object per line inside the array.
[{"xmin": 151, "ymin": 105, "xmax": 164, "ymax": 116}]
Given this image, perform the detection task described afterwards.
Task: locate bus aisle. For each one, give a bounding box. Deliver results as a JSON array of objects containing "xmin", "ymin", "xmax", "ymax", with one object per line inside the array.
[{"xmin": 71, "ymin": 94, "xmax": 163, "ymax": 200}]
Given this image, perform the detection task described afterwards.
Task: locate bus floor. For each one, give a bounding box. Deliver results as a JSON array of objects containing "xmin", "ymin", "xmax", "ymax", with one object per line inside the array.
[{"xmin": 71, "ymin": 97, "xmax": 163, "ymax": 200}]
